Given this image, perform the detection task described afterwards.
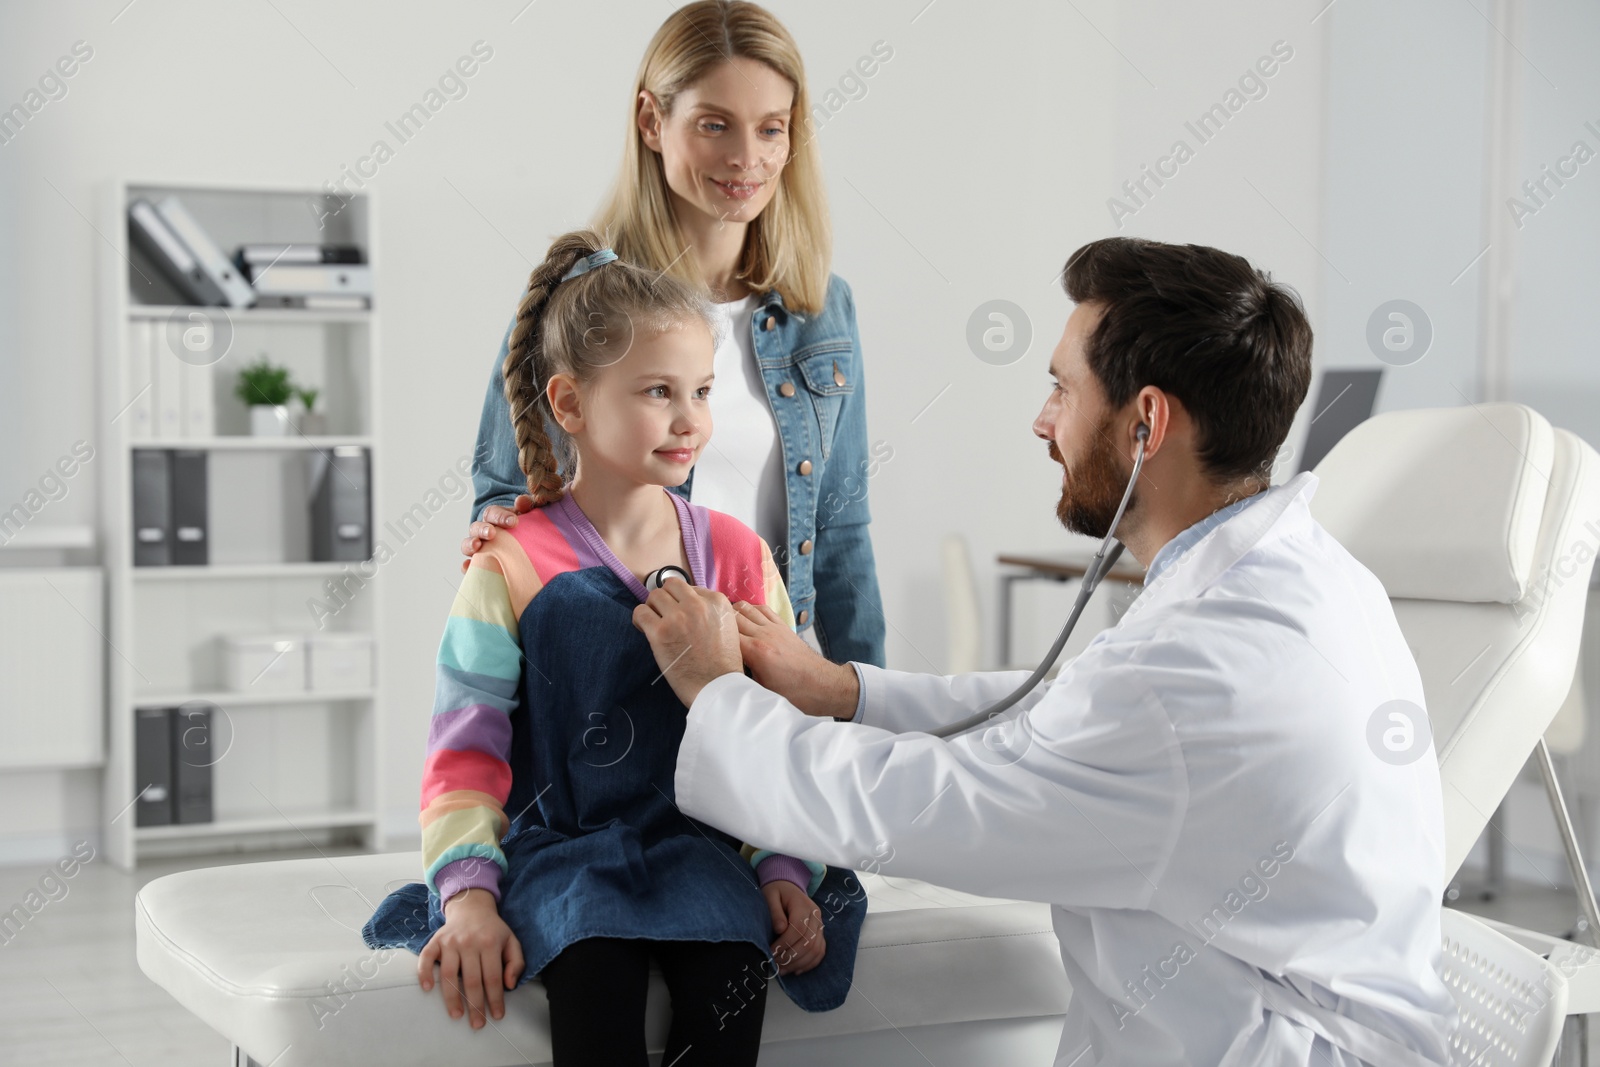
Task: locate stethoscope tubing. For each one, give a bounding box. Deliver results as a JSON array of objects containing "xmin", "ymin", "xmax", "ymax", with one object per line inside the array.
[{"xmin": 929, "ymin": 431, "xmax": 1148, "ymax": 739}]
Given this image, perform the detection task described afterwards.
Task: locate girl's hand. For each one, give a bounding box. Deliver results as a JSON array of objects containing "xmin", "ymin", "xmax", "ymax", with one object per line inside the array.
[
  {"xmin": 459, "ymin": 497, "xmax": 534, "ymax": 574},
  {"xmin": 418, "ymin": 888, "xmax": 525, "ymax": 1028},
  {"xmin": 762, "ymin": 879, "xmax": 826, "ymax": 975}
]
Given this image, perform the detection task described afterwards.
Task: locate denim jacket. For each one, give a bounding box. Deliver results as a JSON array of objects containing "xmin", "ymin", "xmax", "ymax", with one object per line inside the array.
[{"xmin": 470, "ymin": 272, "xmax": 888, "ymax": 668}]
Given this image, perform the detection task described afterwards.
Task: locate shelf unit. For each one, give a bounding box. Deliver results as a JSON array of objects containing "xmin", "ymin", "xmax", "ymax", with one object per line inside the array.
[{"xmin": 97, "ymin": 179, "xmax": 383, "ymax": 869}]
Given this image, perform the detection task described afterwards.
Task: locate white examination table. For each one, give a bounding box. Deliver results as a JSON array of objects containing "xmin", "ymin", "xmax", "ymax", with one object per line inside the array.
[{"xmin": 135, "ymin": 851, "xmax": 1071, "ymax": 1066}]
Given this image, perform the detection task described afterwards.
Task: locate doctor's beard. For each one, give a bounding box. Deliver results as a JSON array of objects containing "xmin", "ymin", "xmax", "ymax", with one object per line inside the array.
[{"xmin": 1049, "ymin": 419, "xmax": 1135, "ymax": 539}]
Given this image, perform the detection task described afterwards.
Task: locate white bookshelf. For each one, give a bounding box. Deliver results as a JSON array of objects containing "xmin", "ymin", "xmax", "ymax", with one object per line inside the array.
[{"xmin": 97, "ymin": 179, "xmax": 383, "ymax": 869}]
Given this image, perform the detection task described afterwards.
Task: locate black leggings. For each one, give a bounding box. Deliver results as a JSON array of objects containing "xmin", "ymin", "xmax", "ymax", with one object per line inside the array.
[{"xmin": 540, "ymin": 936, "xmax": 771, "ymax": 1066}]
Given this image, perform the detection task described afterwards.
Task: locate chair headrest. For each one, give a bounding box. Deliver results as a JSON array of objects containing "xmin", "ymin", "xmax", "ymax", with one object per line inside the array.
[{"xmin": 1308, "ymin": 403, "xmax": 1554, "ymax": 603}]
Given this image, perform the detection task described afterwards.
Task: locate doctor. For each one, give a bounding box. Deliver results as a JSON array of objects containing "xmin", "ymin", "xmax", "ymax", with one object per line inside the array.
[{"xmin": 633, "ymin": 236, "xmax": 1459, "ymax": 1066}]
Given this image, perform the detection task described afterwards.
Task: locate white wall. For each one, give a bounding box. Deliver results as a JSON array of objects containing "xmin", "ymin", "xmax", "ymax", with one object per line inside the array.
[
  {"xmin": 1508, "ymin": 0, "xmax": 1600, "ymax": 443},
  {"xmin": 1319, "ymin": 0, "xmax": 1491, "ymax": 414}
]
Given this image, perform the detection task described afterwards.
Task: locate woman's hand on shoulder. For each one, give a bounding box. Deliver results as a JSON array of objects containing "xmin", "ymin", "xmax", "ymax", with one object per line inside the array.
[
  {"xmin": 460, "ymin": 496, "xmax": 535, "ymax": 574},
  {"xmin": 418, "ymin": 888, "xmax": 524, "ymax": 1027}
]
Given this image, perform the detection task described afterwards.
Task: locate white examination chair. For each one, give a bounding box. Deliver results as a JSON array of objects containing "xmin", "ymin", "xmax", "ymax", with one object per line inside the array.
[{"xmin": 1312, "ymin": 402, "xmax": 1600, "ymax": 1061}]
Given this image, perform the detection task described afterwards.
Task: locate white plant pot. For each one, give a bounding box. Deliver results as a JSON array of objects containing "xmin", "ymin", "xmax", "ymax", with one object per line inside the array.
[
  {"xmin": 298, "ymin": 411, "xmax": 327, "ymax": 436},
  {"xmin": 250, "ymin": 404, "xmax": 291, "ymax": 436}
]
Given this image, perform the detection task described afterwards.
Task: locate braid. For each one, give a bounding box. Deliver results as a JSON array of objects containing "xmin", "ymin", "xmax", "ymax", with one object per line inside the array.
[
  {"xmin": 498, "ymin": 227, "xmax": 714, "ymax": 509},
  {"xmin": 501, "ymin": 242, "xmax": 590, "ymax": 506}
]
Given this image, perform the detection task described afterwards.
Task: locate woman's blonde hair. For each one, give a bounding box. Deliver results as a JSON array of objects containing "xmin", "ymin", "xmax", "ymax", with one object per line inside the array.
[
  {"xmin": 594, "ymin": 0, "xmax": 832, "ymax": 313},
  {"xmin": 503, "ymin": 229, "xmax": 715, "ymax": 505}
]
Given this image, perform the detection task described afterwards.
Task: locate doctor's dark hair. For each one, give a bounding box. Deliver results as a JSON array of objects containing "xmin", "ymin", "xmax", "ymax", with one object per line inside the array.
[
  {"xmin": 502, "ymin": 229, "xmax": 716, "ymax": 505},
  {"xmin": 1061, "ymin": 236, "xmax": 1312, "ymax": 485}
]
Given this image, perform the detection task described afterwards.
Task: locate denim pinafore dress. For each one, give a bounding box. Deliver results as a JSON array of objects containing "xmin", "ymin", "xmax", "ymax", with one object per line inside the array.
[{"xmin": 363, "ymin": 489, "xmax": 867, "ymax": 1012}]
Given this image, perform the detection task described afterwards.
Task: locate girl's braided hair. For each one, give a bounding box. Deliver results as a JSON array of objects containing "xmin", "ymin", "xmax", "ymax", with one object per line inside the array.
[{"xmin": 502, "ymin": 229, "xmax": 717, "ymax": 505}]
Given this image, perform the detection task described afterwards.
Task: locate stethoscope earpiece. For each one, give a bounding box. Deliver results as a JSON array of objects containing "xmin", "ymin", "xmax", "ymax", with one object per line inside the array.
[{"xmin": 643, "ymin": 565, "xmax": 691, "ymax": 592}]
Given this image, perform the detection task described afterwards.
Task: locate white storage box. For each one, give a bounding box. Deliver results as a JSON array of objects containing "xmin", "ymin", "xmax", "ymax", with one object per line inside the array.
[
  {"xmin": 306, "ymin": 631, "xmax": 374, "ymax": 691},
  {"xmin": 221, "ymin": 633, "xmax": 306, "ymax": 693}
]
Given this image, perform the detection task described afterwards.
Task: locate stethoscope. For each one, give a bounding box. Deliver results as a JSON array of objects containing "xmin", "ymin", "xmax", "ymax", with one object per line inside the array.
[
  {"xmin": 643, "ymin": 565, "xmax": 692, "ymax": 592},
  {"xmin": 638, "ymin": 424, "xmax": 1147, "ymax": 741},
  {"xmin": 929, "ymin": 423, "xmax": 1150, "ymax": 739}
]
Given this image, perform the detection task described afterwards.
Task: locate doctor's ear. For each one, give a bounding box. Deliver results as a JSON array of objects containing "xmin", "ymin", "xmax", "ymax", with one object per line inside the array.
[{"xmin": 1129, "ymin": 388, "xmax": 1170, "ymax": 456}]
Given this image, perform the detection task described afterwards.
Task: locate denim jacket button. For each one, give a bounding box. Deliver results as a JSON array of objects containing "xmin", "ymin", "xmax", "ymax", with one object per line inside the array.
[
  {"xmin": 832, "ymin": 360, "xmax": 847, "ymax": 387},
  {"xmin": 778, "ymin": 381, "xmax": 796, "ymax": 398},
  {"xmin": 796, "ymin": 609, "xmax": 809, "ymax": 625},
  {"xmin": 799, "ymin": 539, "xmax": 813, "ymax": 555},
  {"xmin": 797, "ymin": 459, "xmax": 813, "ymax": 475},
  {"xmin": 763, "ymin": 315, "xmax": 776, "ymax": 331}
]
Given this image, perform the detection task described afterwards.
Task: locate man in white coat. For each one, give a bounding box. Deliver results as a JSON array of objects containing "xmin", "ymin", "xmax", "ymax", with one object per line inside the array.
[{"xmin": 634, "ymin": 236, "xmax": 1459, "ymax": 1066}]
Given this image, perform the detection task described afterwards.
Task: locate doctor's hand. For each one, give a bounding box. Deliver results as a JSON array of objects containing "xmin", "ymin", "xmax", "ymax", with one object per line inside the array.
[
  {"xmin": 459, "ymin": 496, "xmax": 534, "ymax": 574},
  {"xmin": 762, "ymin": 879, "xmax": 827, "ymax": 975},
  {"xmin": 734, "ymin": 602, "xmax": 860, "ymax": 720},
  {"xmin": 419, "ymin": 888, "xmax": 525, "ymax": 1029},
  {"xmin": 631, "ymin": 575, "xmax": 742, "ymax": 707}
]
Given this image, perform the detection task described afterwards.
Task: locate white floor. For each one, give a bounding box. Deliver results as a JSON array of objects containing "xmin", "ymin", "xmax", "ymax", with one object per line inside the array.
[{"xmin": 3, "ymin": 845, "xmax": 1596, "ymax": 1065}]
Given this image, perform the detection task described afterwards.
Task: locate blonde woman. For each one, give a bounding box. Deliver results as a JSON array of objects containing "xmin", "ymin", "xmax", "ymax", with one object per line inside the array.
[{"xmin": 462, "ymin": 0, "xmax": 887, "ymax": 669}]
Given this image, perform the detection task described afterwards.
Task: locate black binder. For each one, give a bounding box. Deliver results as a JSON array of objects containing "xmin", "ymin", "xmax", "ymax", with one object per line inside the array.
[
  {"xmin": 169, "ymin": 450, "xmax": 209, "ymax": 565},
  {"xmin": 132, "ymin": 449, "xmax": 172, "ymax": 566},
  {"xmin": 310, "ymin": 445, "xmax": 371, "ymax": 562},
  {"xmin": 135, "ymin": 707, "xmax": 174, "ymax": 827},
  {"xmin": 173, "ymin": 704, "xmax": 215, "ymax": 824},
  {"xmin": 235, "ymin": 243, "xmax": 365, "ymax": 267}
]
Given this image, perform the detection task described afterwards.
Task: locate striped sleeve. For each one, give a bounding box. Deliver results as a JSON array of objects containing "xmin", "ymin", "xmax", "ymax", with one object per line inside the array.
[
  {"xmin": 420, "ymin": 539, "xmax": 526, "ymax": 903},
  {"xmin": 758, "ymin": 537, "xmax": 797, "ymax": 631},
  {"xmin": 743, "ymin": 842, "xmax": 827, "ymax": 897}
]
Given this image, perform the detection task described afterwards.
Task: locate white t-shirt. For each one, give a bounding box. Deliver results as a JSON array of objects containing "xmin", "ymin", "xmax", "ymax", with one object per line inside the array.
[{"xmin": 689, "ymin": 294, "xmax": 789, "ymax": 559}]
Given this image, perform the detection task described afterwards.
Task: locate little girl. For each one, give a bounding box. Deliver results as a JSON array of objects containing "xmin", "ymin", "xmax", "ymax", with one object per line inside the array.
[{"xmin": 363, "ymin": 230, "xmax": 866, "ymax": 1065}]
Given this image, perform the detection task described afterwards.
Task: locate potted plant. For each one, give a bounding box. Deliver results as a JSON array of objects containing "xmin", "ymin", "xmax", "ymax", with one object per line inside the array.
[
  {"xmin": 296, "ymin": 386, "xmax": 325, "ymax": 436},
  {"xmin": 235, "ymin": 357, "xmax": 295, "ymax": 436}
]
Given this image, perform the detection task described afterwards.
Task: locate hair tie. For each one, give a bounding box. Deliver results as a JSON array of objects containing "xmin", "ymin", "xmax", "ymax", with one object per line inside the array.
[{"xmin": 560, "ymin": 248, "xmax": 618, "ymax": 282}]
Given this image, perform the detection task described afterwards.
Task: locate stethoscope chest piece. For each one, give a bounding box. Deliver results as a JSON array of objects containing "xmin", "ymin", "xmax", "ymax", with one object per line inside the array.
[{"xmin": 643, "ymin": 565, "xmax": 692, "ymax": 592}]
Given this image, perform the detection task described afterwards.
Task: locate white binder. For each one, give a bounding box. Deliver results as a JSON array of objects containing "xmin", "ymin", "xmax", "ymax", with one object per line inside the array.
[
  {"xmin": 152, "ymin": 335, "xmax": 184, "ymax": 440},
  {"xmin": 250, "ymin": 263, "xmax": 373, "ymax": 296},
  {"xmin": 155, "ymin": 196, "xmax": 256, "ymax": 309},
  {"xmin": 181, "ymin": 357, "xmax": 214, "ymax": 439},
  {"xmin": 123, "ymin": 320, "xmax": 155, "ymax": 440}
]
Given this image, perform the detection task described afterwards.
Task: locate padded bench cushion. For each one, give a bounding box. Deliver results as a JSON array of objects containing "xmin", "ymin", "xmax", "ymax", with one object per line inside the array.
[{"xmin": 136, "ymin": 851, "xmax": 1070, "ymax": 1067}]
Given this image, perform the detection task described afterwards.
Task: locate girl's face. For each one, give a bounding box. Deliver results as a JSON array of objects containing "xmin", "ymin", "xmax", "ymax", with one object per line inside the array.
[
  {"xmin": 551, "ymin": 317, "xmax": 716, "ymax": 489},
  {"xmin": 639, "ymin": 56, "xmax": 794, "ymax": 228}
]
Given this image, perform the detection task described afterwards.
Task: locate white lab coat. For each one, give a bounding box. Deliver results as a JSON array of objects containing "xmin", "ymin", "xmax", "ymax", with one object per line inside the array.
[{"xmin": 674, "ymin": 472, "xmax": 1460, "ymax": 1066}]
